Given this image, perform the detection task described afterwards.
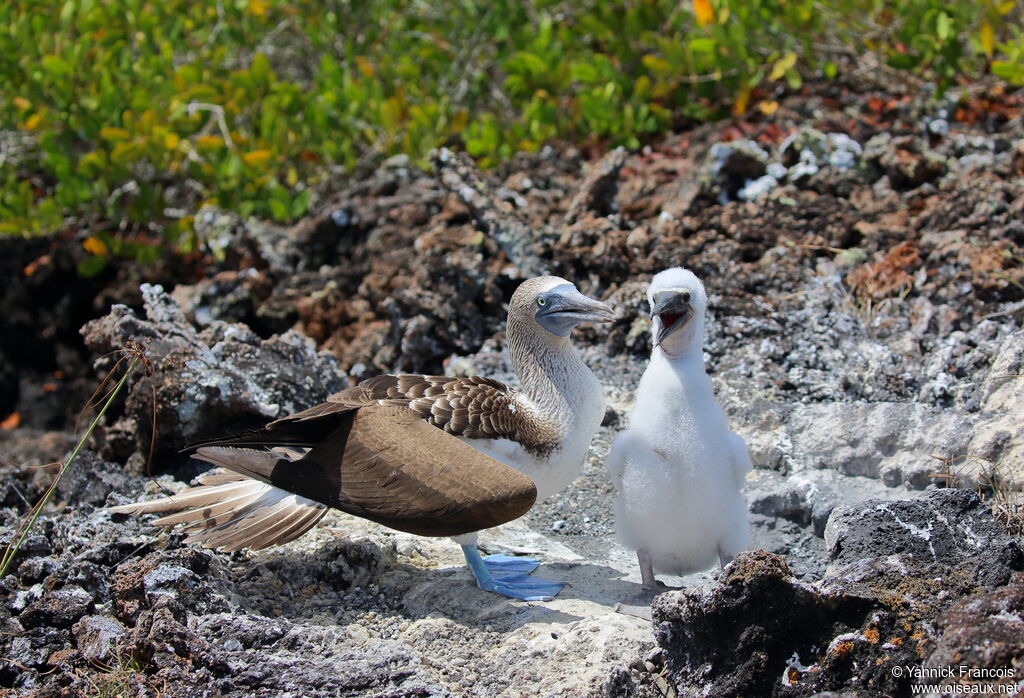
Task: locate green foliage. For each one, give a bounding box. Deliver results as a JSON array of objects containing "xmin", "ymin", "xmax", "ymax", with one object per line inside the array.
[{"xmin": 1, "ymin": 0, "xmax": 1023, "ymax": 244}]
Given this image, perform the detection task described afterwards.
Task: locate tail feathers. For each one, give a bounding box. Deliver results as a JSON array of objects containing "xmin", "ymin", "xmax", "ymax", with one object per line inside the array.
[
  {"xmin": 188, "ymin": 494, "xmax": 326, "ymax": 551},
  {"xmin": 108, "ymin": 466, "xmax": 327, "ymax": 552}
]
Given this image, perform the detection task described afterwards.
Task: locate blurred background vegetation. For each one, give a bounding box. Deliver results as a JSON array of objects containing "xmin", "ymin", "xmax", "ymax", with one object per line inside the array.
[{"xmin": 1, "ymin": 0, "xmax": 1022, "ymax": 267}]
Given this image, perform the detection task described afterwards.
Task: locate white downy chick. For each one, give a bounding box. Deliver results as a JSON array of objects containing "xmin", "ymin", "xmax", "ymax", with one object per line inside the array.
[{"xmin": 605, "ymin": 267, "xmax": 750, "ymax": 588}]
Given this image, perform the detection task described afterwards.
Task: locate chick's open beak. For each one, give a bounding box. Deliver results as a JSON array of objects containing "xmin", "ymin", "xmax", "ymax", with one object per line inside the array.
[{"xmin": 651, "ymin": 292, "xmax": 693, "ymax": 346}]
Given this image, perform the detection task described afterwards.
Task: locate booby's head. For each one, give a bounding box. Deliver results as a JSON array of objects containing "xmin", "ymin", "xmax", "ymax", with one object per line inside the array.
[
  {"xmin": 647, "ymin": 267, "xmax": 707, "ymax": 357},
  {"xmin": 510, "ymin": 276, "xmax": 614, "ymax": 340}
]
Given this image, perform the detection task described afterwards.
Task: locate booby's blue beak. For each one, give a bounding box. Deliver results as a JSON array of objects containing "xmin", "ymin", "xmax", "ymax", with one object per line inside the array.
[
  {"xmin": 651, "ymin": 290, "xmax": 693, "ymax": 347},
  {"xmin": 536, "ymin": 284, "xmax": 614, "ymax": 337}
]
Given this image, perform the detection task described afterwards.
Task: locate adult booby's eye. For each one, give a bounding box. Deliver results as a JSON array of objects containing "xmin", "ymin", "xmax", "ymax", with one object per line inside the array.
[{"xmin": 537, "ymin": 297, "xmax": 547, "ymax": 307}]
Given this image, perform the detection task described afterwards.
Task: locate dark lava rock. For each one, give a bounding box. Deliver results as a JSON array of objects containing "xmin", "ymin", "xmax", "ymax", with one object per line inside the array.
[
  {"xmin": 196, "ymin": 613, "xmax": 292, "ymax": 651},
  {"xmin": 655, "ymin": 491, "xmax": 1024, "ymax": 697},
  {"xmin": 708, "ymin": 140, "xmax": 770, "ymax": 201},
  {"xmin": 241, "ymin": 537, "xmax": 391, "ymax": 594},
  {"xmin": 818, "ymin": 553, "xmax": 981, "ymax": 656},
  {"xmin": 825, "ymin": 488, "xmax": 1024, "ymax": 587},
  {"xmin": 113, "ymin": 603, "xmax": 448, "ymax": 697},
  {"xmin": 922, "ymin": 572, "xmax": 1024, "ymax": 694},
  {"xmin": 111, "ymin": 547, "xmax": 233, "ymax": 624},
  {"xmin": 0, "ymin": 602, "xmax": 25, "ymax": 686},
  {"xmin": 652, "ymin": 551, "xmax": 880, "ymax": 698},
  {"xmin": 46, "ymin": 505, "xmax": 155, "ymax": 568},
  {"xmin": 0, "ymin": 350, "xmax": 17, "ymax": 417},
  {"xmin": 170, "ymin": 267, "xmax": 277, "ymax": 334},
  {"xmin": 0, "ymin": 429, "xmax": 78, "ymax": 506},
  {"xmin": 4, "ymin": 627, "xmax": 71, "ymax": 676},
  {"xmin": 0, "ymin": 528, "xmax": 52, "ymax": 568},
  {"xmin": 16, "ymin": 555, "xmax": 65, "ymax": 585},
  {"xmin": 19, "ymin": 586, "xmax": 94, "ymax": 629},
  {"xmin": 53, "ymin": 450, "xmax": 135, "ymax": 509},
  {"xmin": 80, "ymin": 283, "xmax": 347, "ymax": 468},
  {"xmin": 124, "ymin": 598, "xmax": 232, "ymax": 675},
  {"xmin": 72, "ymin": 614, "xmax": 127, "ymax": 663}
]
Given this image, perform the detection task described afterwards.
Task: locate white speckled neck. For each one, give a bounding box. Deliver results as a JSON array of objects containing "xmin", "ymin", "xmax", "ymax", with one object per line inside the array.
[{"xmin": 506, "ymin": 314, "xmax": 599, "ymax": 429}]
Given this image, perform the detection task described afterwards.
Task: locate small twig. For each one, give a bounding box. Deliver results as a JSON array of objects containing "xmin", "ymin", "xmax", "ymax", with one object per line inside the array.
[
  {"xmin": 982, "ymin": 300, "xmax": 1024, "ymax": 321},
  {"xmin": 21, "ymin": 461, "xmax": 59, "ymax": 470},
  {"xmin": 794, "ymin": 242, "xmax": 846, "ymax": 254},
  {"xmin": 186, "ymin": 102, "xmax": 236, "ymax": 151},
  {"xmin": 110, "ymin": 540, "xmax": 154, "ymax": 568},
  {"xmin": 7, "ymin": 482, "xmax": 32, "ymax": 509},
  {"xmin": 678, "ymin": 67, "xmax": 744, "ymax": 85},
  {"xmin": 928, "ymin": 452, "xmax": 1005, "ymax": 494},
  {"xmin": 200, "ymin": 0, "xmax": 226, "ymax": 50},
  {"xmin": 1, "ymin": 657, "xmax": 59, "ymax": 675},
  {"xmin": 254, "ymin": 18, "xmax": 294, "ymax": 55},
  {"xmin": 774, "ymin": 289, "xmax": 813, "ymax": 303}
]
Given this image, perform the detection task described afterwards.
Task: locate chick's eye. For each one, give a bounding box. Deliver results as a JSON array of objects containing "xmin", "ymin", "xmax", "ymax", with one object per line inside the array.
[
  {"xmin": 681, "ymin": 291, "xmax": 691, "ymax": 302},
  {"xmin": 537, "ymin": 297, "xmax": 547, "ymax": 307}
]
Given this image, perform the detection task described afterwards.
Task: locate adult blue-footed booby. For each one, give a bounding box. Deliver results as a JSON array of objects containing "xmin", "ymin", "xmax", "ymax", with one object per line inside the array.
[
  {"xmin": 605, "ymin": 267, "xmax": 750, "ymax": 600},
  {"xmin": 110, "ymin": 276, "xmax": 612, "ymax": 601}
]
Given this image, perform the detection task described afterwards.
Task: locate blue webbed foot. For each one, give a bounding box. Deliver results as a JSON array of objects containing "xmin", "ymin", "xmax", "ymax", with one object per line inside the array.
[
  {"xmin": 480, "ymin": 573, "xmax": 565, "ymax": 602},
  {"xmin": 462, "ymin": 545, "xmax": 564, "ymax": 601},
  {"xmin": 482, "ymin": 554, "xmax": 540, "ymax": 578}
]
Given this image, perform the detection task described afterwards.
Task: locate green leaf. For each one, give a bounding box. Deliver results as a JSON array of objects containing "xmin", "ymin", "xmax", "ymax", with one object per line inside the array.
[
  {"xmin": 251, "ymin": 52, "xmax": 271, "ymax": 85},
  {"xmin": 59, "ymin": 1, "xmax": 76, "ymax": 27},
  {"xmin": 220, "ymin": 152, "xmax": 242, "ymax": 180},
  {"xmin": 506, "ymin": 52, "xmax": 547, "ymax": 78},
  {"xmin": 770, "ymin": 52, "xmax": 798, "ymax": 81},
  {"xmin": 42, "ymin": 55, "xmax": 72, "ymax": 77},
  {"xmin": 572, "ymin": 62, "xmax": 599, "ymax": 84},
  {"xmin": 134, "ymin": 244, "xmax": 161, "ymax": 265},
  {"xmin": 641, "ymin": 54, "xmax": 672, "ymax": 76},
  {"xmin": 888, "ymin": 54, "xmax": 919, "ymax": 70},
  {"xmin": 77, "ymin": 255, "xmax": 108, "ymax": 277},
  {"xmin": 688, "ymin": 38, "xmax": 716, "ymax": 54},
  {"xmin": 992, "ymin": 61, "xmax": 1024, "ymax": 84},
  {"xmin": 100, "ymin": 127, "xmax": 131, "ymax": 142},
  {"xmin": 936, "ymin": 12, "xmax": 951, "ymax": 41},
  {"xmin": 110, "ymin": 140, "xmax": 145, "ymax": 164},
  {"xmin": 291, "ymin": 189, "xmax": 312, "ymax": 218},
  {"xmin": 785, "ymin": 68, "xmax": 802, "ymax": 90},
  {"xmin": 268, "ymin": 198, "xmax": 290, "ymax": 221}
]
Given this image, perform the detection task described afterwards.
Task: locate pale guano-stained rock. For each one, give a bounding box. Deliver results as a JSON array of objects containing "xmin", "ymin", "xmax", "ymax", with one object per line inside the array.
[{"xmin": 824, "ymin": 488, "xmax": 1024, "ymax": 587}]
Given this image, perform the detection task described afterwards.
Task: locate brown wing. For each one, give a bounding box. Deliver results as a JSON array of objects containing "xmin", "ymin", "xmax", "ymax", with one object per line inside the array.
[
  {"xmin": 357, "ymin": 374, "xmax": 558, "ymax": 449},
  {"xmin": 188, "ymin": 373, "xmax": 557, "ymax": 453},
  {"xmin": 195, "ymin": 404, "xmax": 537, "ymax": 537}
]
